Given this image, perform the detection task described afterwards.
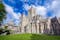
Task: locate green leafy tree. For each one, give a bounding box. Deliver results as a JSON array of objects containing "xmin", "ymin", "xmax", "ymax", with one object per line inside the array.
[{"xmin": 0, "ymin": 1, "xmax": 6, "ymax": 25}]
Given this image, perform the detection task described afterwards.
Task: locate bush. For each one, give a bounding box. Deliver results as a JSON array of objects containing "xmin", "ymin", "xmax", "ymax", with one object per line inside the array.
[
  {"xmin": 0, "ymin": 28, "xmax": 11, "ymax": 35},
  {"xmin": 0, "ymin": 28, "xmax": 5, "ymax": 34},
  {"xmin": 5, "ymin": 30, "xmax": 11, "ymax": 35}
]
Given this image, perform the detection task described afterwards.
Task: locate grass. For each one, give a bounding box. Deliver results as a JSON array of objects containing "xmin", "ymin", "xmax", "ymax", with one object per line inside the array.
[{"xmin": 0, "ymin": 34, "xmax": 60, "ymax": 40}]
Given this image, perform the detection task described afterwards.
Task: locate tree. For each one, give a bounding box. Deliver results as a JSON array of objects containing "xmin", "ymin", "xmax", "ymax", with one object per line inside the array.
[{"xmin": 0, "ymin": 1, "xmax": 6, "ymax": 25}]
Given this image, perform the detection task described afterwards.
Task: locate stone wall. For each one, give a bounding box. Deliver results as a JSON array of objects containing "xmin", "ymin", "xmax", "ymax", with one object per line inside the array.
[{"xmin": 50, "ymin": 17, "xmax": 60, "ymax": 35}]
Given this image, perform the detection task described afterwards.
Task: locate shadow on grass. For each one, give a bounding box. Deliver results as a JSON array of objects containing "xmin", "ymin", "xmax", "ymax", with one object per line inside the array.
[
  {"xmin": 30, "ymin": 34, "xmax": 60, "ymax": 40},
  {"xmin": 30, "ymin": 34, "xmax": 43, "ymax": 40}
]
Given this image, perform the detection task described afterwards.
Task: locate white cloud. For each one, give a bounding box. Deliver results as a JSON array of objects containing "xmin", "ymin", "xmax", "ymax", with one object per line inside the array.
[
  {"xmin": 4, "ymin": 0, "xmax": 60, "ymax": 19},
  {"xmin": 44, "ymin": 0, "xmax": 60, "ymax": 18},
  {"xmin": 36, "ymin": 6, "xmax": 47, "ymax": 17},
  {"xmin": 50, "ymin": 0, "xmax": 60, "ymax": 18},
  {"xmin": 24, "ymin": 4, "xmax": 31, "ymax": 10},
  {"xmin": 4, "ymin": 3, "xmax": 21, "ymax": 19},
  {"xmin": 8, "ymin": 0, "xmax": 15, "ymax": 3}
]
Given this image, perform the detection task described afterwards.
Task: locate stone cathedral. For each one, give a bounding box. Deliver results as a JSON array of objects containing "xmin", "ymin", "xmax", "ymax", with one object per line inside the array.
[
  {"xmin": 2, "ymin": 6, "xmax": 60, "ymax": 35},
  {"xmin": 20, "ymin": 6, "xmax": 51, "ymax": 34}
]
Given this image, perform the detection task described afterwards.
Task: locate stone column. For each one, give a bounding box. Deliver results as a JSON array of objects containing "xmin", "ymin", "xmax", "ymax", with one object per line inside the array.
[
  {"xmin": 40, "ymin": 23, "xmax": 44, "ymax": 34},
  {"xmin": 47, "ymin": 19, "xmax": 51, "ymax": 34},
  {"xmin": 32, "ymin": 23, "xmax": 36, "ymax": 33},
  {"xmin": 36, "ymin": 23, "xmax": 39, "ymax": 34},
  {"xmin": 26, "ymin": 24, "xmax": 31, "ymax": 33},
  {"xmin": 21, "ymin": 27, "xmax": 24, "ymax": 33},
  {"xmin": 28, "ymin": 25, "xmax": 31, "ymax": 33}
]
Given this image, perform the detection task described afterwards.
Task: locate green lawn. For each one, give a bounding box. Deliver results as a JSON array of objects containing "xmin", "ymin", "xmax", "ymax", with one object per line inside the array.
[{"xmin": 0, "ymin": 34, "xmax": 60, "ymax": 40}]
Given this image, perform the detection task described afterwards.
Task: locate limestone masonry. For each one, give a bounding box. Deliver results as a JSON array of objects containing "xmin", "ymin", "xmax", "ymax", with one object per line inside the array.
[{"xmin": 2, "ymin": 6, "xmax": 60, "ymax": 35}]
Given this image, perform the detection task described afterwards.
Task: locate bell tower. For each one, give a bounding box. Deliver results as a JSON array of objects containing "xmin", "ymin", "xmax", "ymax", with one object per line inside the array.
[
  {"xmin": 28, "ymin": 6, "xmax": 36, "ymax": 22},
  {"xmin": 28, "ymin": 6, "xmax": 36, "ymax": 18}
]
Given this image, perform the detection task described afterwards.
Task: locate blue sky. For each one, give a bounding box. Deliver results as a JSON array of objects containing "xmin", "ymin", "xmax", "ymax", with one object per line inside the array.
[{"xmin": 2, "ymin": 0, "xmax": 60, "ymax": 25}]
